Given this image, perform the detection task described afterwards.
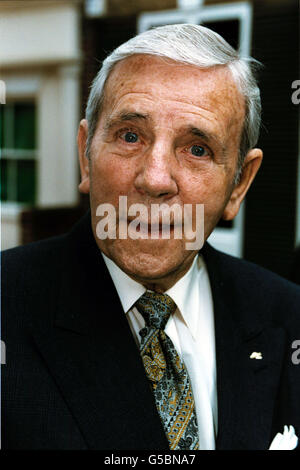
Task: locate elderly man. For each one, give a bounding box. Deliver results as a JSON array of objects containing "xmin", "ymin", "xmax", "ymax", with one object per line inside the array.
[{"xmin": 2, "ymin": 24, "xmax": 300, "ymax": 451}]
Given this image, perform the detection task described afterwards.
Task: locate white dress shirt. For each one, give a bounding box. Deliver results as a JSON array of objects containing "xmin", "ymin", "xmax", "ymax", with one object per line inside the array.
[{"xmin": 102, "ymin": 252, "xmax": 218, "ymax": 450}]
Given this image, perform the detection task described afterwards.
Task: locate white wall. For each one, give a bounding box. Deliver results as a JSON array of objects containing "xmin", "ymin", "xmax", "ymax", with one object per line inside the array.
[
  {"xmin": 1, "ymin": 204, "xmax": 23, "ymax": 250},
  {"xmin": 0, "ymin": 2, "xmax": 80, "ymax": 67}
]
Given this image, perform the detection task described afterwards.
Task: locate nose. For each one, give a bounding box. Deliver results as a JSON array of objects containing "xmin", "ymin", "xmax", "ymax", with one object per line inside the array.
[{"xmin": 134, "ymin": 140, "xmax": 178, "ymax": 199}]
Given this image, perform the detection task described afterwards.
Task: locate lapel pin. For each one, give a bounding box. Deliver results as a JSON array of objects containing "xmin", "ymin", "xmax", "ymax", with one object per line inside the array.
[{"xmin": 250, "ymin": 351, "xmax": 263, "ymax": 360}]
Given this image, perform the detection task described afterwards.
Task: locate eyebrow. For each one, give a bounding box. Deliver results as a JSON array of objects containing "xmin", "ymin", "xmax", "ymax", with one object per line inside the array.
[
  {"xmin": 187, "ymin": 126, "xmax": 227, "ymax": 156},
  {"xmin": 104, "ymin": 111, "xmax": 149, "ymax": 131},
  {"xmin": 189, "ymin": 127, "xmax": 209, "ymax": 139}
]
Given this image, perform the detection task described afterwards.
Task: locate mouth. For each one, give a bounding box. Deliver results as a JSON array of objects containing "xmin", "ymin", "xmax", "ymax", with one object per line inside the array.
[
  {"xmin": 125, "ymin": 219, "xmax": 176, "ymax": 239},
  {"xmin": 140, "ymin": 221, "xmax": 175, "ymax": 237}
]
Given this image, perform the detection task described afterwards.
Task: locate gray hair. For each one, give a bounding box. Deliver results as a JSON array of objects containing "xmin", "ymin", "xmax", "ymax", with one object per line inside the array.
[{"xmin": 85, "ymin": 24, "xmax": 261, "ymax": 183}]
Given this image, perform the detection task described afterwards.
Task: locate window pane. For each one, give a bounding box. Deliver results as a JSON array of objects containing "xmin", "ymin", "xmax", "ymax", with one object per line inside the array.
[
  {"xmin": 0, "ymin": 158, "xmax": 8, "ymax": 201},
  {"xmin": 17, "ymin": 159, "xmax": 36, "ymax": 204},
  {"xmin": 202, "ymin": 20, "xmax": 240, "ymax": 50},
  {"xmin": 0, "ymin": 106, "xmax": 3, "ymax": 149},
  {"xmin": 1, "ymin": 103, "xmax": 14, "ymax": 149},
  {"xmin": 14, "ymin": 103, "xmax": 36, "ymax": 150}
]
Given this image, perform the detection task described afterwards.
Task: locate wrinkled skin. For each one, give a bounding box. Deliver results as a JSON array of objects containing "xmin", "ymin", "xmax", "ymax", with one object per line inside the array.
[{"xmin": 78, "ymin": 55, "xmax": 262, "ymax": 292}]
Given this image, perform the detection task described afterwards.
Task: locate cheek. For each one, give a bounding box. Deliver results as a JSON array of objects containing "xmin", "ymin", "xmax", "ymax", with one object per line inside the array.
[
  {"xmin": 179, "ymin": 170, "xmax": 231, "ymax": 229},
  {"xmin": 90, "ymin": 151, "xmax": 135, "ymax": 201},
  {"xmin": 181, "ymin": 169, "xmax": 229, "ymax": 204}
]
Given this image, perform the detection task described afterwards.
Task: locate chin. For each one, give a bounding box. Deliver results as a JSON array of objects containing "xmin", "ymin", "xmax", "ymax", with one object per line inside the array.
[{"xmin": 103, "ymin": 238, "xmax": 187, "ymax": 282}]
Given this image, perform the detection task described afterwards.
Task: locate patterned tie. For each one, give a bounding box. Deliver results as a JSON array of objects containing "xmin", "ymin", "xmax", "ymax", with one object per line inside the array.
[{"xmin": 135, "ymin": 291, "xmax": 199, "ymax": 450}]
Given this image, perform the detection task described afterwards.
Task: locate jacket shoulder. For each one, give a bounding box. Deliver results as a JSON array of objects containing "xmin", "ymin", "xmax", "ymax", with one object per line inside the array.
[
  {"xmin": 1, "ymin": 234, "xmax": 67, "ymax": 296},
  {"xmin": 205, "ymin": 243, "xmax": 300, "ymax": 290},
  {"xmin": 203, "ymin": 243, "xmax": 300, "ymax": 327}
]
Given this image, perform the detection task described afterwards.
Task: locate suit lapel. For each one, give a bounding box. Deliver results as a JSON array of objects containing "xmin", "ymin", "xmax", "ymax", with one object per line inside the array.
[
  {"xmin": 30, "ymin": 213, "xmax": 169, "ymax": 450},
  {"xmin": 202, "ymin": 244, "xmax": 287, "ymax": 450}
]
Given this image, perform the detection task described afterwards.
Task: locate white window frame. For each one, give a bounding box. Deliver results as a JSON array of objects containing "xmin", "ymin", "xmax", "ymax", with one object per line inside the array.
[
  {"xmin": 1, "ymin": 100, "xmax": 37, "ymax": 203},
  {"xmin": 1, "ymin": 74, "xmax": 41, "ymax": 207},
  {"xmin": 138, "ymin": 2, "xmax": 253, "ymax": 257}
]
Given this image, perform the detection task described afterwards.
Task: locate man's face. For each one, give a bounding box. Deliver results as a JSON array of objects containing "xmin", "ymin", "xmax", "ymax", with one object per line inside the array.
[{"xmin": 78, "ymin": 55, "xmax": 262, "ymax": 288}]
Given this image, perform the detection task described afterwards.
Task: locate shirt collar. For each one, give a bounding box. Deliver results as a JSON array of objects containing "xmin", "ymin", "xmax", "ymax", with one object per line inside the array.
[
  {"xmin": 101, "ymin": 252, "xmax": 146, "ymax": 313},
  {"xmin": 102, "ymin": 252, "xmax": 205, "ymax": 340},
  {"xmin": 166, "ymin": 254, "xmax": 204, "ymax": 340}
]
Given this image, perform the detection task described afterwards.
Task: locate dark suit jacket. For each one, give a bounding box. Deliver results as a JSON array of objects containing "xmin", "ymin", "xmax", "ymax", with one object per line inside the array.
[{"xmin": 2, "ymin": 212, "xmax": 300, "ymax": 450}]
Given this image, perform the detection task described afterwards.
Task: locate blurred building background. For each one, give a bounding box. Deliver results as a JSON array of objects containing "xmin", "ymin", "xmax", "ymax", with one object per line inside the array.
[
  {"xmin": 0, "ymin": 0, "xmax": 299, "ymax": 282},
  {"xmin": 0, "ymin": 0, "xmax": 83, "ymax": 248}
]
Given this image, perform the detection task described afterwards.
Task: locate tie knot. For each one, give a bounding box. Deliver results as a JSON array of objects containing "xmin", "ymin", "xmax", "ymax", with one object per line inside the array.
[{"xmin": 135, "ymin": 291, "xmax": 177, "ymax": 331}]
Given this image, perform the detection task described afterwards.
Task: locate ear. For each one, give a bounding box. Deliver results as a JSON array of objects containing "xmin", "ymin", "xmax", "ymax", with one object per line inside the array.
[
  {"xmin": 222, "ymin": 148, "xmax": 263, "ymax": 221},
  {"xmin": 77, "ymin": 119, "xmax": 90, "ymax": 194}
]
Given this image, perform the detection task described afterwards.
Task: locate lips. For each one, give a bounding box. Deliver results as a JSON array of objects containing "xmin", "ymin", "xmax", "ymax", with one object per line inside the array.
[
  {"xmin": 126, "ymin": 216, "xmax": 176, "ymax": 225},
  {"xmin": 137, "ymin": 221, "xmax": 175, "ymax": 234},
  {"xmin": 124, "ymin": 219, "xmax": 179, "ymax": 241},
  {"xmin": 117, "ymin": 200, "xmax": 184, "ymax": 238}
]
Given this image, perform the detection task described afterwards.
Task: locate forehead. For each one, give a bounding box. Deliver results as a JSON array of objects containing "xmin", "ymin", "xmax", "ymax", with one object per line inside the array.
[{"xmin": 102, "ymin": 54, "xmax": 245, "ymax": 131}]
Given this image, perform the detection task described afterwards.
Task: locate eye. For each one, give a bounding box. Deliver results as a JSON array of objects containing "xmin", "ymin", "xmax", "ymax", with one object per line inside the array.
[
  {"xmin": 120, "ymin": 131, "xmax": 139, "ymax": 143},
  {"xmin": 189, "ymin": 145, "xmax": 209, "ymax": 157}
]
